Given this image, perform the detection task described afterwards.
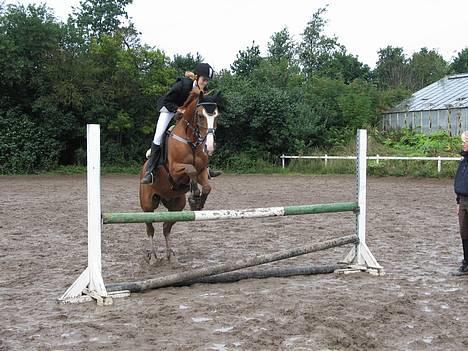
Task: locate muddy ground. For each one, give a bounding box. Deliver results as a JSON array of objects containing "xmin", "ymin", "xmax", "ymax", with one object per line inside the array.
[{"xmin": 0, "ymin": 174, "xmax": 467, "ymax": 350}]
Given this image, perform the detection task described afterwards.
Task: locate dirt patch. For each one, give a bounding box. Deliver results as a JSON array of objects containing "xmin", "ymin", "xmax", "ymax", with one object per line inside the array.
[{"xmin": 0, "ymin": 174, "xmax": 467, "ymax": 350}]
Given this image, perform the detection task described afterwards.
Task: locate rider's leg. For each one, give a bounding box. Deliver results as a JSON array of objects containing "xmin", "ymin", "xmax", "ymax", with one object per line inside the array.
[
  {"xmin": 153, "ymin": 109, "xmax": 174, "ymax": 146},
  {"xmin": 141, "ymin": 109, "xmax": 174, "ymax": 184}
]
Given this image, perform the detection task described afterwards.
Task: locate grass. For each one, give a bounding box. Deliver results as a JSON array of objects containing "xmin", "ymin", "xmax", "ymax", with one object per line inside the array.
[
  {"xmin": 40, "ymin": 164, "xmax": 141, "ymax": 176},
  {"xmin": 35, "ymin": 157, "xmax": 460, "ymax": 178}
]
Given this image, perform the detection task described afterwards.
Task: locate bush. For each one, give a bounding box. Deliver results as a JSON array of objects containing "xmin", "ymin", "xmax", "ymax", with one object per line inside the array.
[{"xmin": 0, "ymin": 111, "xmax": 60, "ymax": 174}]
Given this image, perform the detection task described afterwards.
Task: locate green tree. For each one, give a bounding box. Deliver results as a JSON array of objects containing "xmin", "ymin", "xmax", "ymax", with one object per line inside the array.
[
  {"xmin": 171, "ymin": 52, "xmax": 203, "ymax": 76},
  {"xmin": 320, "ymin": 51, "xmax": 371, "ymax": 83},
  {"xmin": 450, "ymin": 48, "xmax": 468, "ymax": 74},
  {"xmin": 373, "ymin": 46, "xmax": 409, "ymax": 89},
  {"xmin": 230, "ymin": 41, "xmax": 262, "ymax": 76},
  {"xmin": 408, "ymin": 48, "xmax": 447, "ymax": 91},
  {"xmin": 250, "ymin": 59, "xmax": 302, "ymax": 90},
  {"xmin": 78, "ymin": 33, "xmax": 174, "ymax": 164},
  {"xmin": 298, "ymin": 6, "xmax": 344, "ymax": 76},
  {"xmin": 291, "ymin": 76, "xmax": 380, "ymax": 148},
  {"xmin": 72, "ymin": 0, "xmax": 136, "ymax": 42},
  {"xmin": 0, "ymin": 4, "xmax": 67, "ymax": 172},
  {"xmin": 0, "ymin": 1, "xmax": 177, "ymax": 171},
  {"xmin": 211, "ymin": 71, "xmax": 297, "ymax": 161},
  {"xmin": 267, "ymin": 27, "xmax": 295, "ymax": 64}
]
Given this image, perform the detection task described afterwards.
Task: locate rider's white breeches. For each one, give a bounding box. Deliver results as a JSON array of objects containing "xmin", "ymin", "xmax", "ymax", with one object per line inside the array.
[{"xmin": 153, "ymin": 108, "xmax": 175, "ymax": 145}]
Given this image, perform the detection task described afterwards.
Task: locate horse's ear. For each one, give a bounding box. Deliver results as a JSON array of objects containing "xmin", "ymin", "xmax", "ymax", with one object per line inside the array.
[{"xmin": 213, "ymin": 91, "xmax": 225, "ymax": 111}]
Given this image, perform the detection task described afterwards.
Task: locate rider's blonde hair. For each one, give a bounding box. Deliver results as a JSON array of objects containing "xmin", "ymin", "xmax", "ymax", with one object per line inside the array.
[{"xmin": 185, "ymin": 71, "xmax": 196, "ymax": 80}]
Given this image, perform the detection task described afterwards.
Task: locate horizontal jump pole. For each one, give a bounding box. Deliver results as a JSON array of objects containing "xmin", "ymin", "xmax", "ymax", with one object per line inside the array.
[
  {"xmin": 104, "ymin": 234, "xmax": 358, "ymax": 293},
  {"xmin": 106, "ymin": 264, "xmax": 346, "ymax": 291},
  {"xmin": 102, "ymin": 202, "xmax": 358, "ymax": 224}
]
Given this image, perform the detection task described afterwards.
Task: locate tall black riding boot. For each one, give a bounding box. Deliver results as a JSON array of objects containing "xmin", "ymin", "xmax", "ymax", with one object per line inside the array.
[
  {"xmin": 140, "ymin": 143, "xmax": 161, "ymax": 184},
  {"xmin": 208, "ymin": 168, "xmax": 223, "ymax": 179}
]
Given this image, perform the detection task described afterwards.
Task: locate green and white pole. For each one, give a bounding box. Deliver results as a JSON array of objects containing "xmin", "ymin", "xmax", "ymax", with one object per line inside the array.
[{"xmin": 102, "ymin": 202, "xmax": 358, "ymax": 224}]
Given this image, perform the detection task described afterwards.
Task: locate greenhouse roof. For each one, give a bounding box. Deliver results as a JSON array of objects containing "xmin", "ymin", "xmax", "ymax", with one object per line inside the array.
[{"xmin": 388, "ymin": 73, "xmax": 468, "ymax": 113}]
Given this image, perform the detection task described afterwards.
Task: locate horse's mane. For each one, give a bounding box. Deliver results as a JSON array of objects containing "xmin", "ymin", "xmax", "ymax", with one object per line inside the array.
[
  {"xmin": 184, "ymin": 87, "xmax": 200, "ymax": 106},
  {"xmin": 179, "ymin": 87, "xmax": 203, "ymax": 121}
]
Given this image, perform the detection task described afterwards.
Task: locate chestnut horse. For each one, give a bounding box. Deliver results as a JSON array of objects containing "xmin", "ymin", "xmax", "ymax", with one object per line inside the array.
[{"xmin": 139, "ymin": 88, "xmax": 221, "ymax": 262}]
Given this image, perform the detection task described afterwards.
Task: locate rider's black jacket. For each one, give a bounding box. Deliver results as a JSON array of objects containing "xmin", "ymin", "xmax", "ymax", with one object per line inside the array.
[{"xmin": 157, "ymin": 77, "xmax": 194, "ymax": 113}]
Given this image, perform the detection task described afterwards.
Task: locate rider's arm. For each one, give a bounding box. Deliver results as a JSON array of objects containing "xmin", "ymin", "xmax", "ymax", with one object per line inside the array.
[{"xmin": 162, "ymin": 80, "xmax": 184, "ymax": 112}]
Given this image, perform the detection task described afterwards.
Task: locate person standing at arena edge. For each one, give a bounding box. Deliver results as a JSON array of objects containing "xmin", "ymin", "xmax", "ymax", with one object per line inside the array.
[
  {"xmin": 141, "ymin": 63, "xmax": 222, "ymax": 184},
  {"xmin": 454, "ymin": 131, "xmax": 468, "ymax": 275}
]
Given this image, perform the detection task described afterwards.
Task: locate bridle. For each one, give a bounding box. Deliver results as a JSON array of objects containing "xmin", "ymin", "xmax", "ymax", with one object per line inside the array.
[{"xmin": 171, "ymin": 101, "xmax": 219, "ymax": 150}]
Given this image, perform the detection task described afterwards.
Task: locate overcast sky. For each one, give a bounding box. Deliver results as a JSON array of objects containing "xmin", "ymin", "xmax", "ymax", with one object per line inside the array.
[{"xmin": 4, "ymin": 0, "xmax": 468, "ymax": 71}]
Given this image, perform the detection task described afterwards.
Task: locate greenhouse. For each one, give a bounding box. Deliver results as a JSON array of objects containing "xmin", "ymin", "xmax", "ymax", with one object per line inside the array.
[{"xmin": 382, "ymin": 73, "xmax": 468, "ymax": 135}]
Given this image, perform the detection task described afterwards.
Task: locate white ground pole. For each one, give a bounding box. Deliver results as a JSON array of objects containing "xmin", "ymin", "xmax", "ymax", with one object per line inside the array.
[
  {"xmin": 338, "ymin": 129, "xmax": 384, "ymax": 275},
  {"xmin": 59, "ymin": 124, "xmax": 129, "ymax": 304}
]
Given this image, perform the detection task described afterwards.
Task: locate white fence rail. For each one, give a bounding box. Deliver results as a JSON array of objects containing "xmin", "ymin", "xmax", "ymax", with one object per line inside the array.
[{"xmin": 280, "ymin": 154, "xmax": 461, "ymax": 173}]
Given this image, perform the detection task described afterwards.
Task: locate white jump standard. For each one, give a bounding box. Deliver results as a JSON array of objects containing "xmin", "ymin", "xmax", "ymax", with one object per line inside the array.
[{"xmin": 59, "ymin": 125, "xmax": 383, "ymax": 305}]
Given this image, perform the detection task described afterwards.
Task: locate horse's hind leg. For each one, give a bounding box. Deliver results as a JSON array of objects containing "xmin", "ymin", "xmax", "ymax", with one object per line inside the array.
[
  {"xmin": 162, "ymin": 221, "xmax": 176, "ymax": 261},
  {"xmin": 161, "ymin": 196, "xmax": 186, "ymax": 262},
  {"xmin": 145, "ymin": 222, "xmax": 158, "ymax": 263}
]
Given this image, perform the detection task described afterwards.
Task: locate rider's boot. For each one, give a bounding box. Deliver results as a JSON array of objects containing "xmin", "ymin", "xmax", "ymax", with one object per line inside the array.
[
  {"xmin": 208, "ymin": 168, "xmax": 223, "ymax": 179},
  {"xmin": 141, "ymin": 143, "xmax": 161, "ymax": 184}
]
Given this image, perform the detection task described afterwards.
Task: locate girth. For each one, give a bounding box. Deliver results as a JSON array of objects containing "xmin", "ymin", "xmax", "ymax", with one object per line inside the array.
[{"xmin": 170, "ymin": 132, "xmax": 205, "ymax": 150}]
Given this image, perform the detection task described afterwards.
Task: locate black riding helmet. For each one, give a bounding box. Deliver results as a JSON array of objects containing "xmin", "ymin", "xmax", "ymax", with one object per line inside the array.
[{"xmin": 194, "ymin": 63, "xmax": 214, "ymax": 79}]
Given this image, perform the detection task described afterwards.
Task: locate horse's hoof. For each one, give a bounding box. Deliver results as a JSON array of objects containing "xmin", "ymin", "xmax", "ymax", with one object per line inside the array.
[
  {"xmin": 170, "ymin": 259, "xmax": 181, "ymax": 267},
  {"xmin": 167, "ymin": 254, "xmax": 180, "ymax": 266},
  {"xmin": 188, "ymin": 196, "xmax": 202, "ymax": 211},
  {"xmin": 166, "ymin": 249, "xmax": 178, "ymax": 261},
  {"xmin": 144, "ymin": 250, "xmax": 158, "ymax": 265}
]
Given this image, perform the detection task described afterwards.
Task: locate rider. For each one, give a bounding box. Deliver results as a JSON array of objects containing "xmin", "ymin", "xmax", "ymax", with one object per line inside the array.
[{"xmin": 141, "ymin": 63, "xmax": 222, "ymax": 184}]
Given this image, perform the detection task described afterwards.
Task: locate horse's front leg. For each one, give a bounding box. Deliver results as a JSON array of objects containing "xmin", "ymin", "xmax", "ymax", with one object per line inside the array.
[
  {"xmin": 170, "ymin": 162, "xmax": 198, "ymax": 190},
  {"xmin": 145, "ymin": 223, "xmax": 159, "ymax": 264},
  {"xmin": 195, "ymin": 168, "xmax": 211, "ymax": 211},
  {"xmin": 188, "ymin": 179, "xmax": 202, "ymax": 211}
]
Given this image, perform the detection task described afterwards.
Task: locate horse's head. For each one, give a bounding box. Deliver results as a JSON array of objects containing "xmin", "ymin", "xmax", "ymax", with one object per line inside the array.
[{"xmin": 194, "ymin": 92, "xmax": 222, "ymax": 156}]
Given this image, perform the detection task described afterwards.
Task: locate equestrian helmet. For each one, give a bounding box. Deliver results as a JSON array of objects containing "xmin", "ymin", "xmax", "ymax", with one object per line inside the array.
[{"xmin": 194, "ymin": 63, "xmax": 214, "ymax": 79}]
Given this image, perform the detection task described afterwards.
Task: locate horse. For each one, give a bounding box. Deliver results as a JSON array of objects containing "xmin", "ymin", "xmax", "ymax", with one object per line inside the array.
[{"xmin": 139, "ymin": 88, "xmax": 222, "ymax": 263}]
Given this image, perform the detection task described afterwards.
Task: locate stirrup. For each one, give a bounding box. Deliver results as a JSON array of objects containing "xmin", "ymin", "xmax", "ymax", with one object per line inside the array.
[{"xmin": 141, "ymin": 172, "xmax": 154, "ymax": 185}]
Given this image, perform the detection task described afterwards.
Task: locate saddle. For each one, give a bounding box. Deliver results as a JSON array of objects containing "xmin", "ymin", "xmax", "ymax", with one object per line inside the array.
[
  {"xmin": 145, "ymin": 127, "xmax": 172, "ymax": 166},
  {"xmin": 145, "ymin": 126, "xmax": 189, "ymax": 192}
]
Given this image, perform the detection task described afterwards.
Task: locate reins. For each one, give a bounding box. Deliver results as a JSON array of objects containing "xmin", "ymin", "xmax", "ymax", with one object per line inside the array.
[{"xmin": 170, "ymin": 101, "xmax": 217, "ymax": 151}]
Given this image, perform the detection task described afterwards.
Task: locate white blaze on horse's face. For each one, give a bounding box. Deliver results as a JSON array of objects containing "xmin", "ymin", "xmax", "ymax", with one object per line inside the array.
[{"xmin": 202, "ymin": 107, "xmax": 219, "ymax": 156}]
